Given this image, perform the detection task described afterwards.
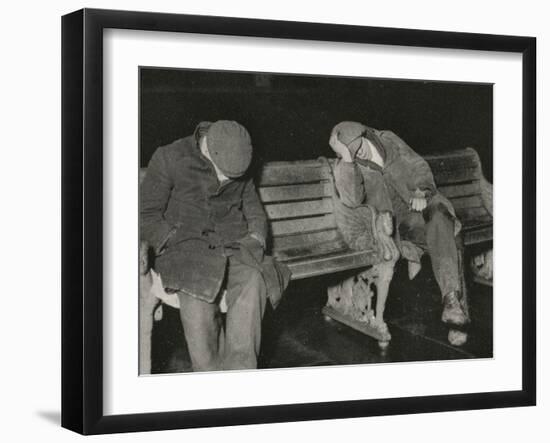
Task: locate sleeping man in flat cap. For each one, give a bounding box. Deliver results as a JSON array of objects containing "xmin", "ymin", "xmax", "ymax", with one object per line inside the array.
[
  {"xmin": 329, "ymin": 122, "xmax": 468, "ymax": 346},
  {"xmin": 140, "ymin": 120, "xmax": 289, "ymax": 372}
]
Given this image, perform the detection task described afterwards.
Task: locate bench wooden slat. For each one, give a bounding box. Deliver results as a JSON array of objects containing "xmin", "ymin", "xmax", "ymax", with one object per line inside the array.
[
  {"xmin": 287, "ymin": 249, "xmax": 377, "ymax": 280},
  {"xmin": 270, "ymin": 214, "xmax": 336, "ymax": 236},
  {"xmin": 449, "ymin": 195, "xmax": 485, "ymax": 210},
  {"xmin": 425, "ymin": 148, "xmax": 479, "ymax": 159},
  {"xmin": 271, "ymin": 229, "xmax": 341, "ymax": 252},
  {"xmin": 258, "ymin": 163, "xmax": 331, "ymax": 186},
  {"xmin": 425, "ymin": 148, "xmax": 480, "ymax": 170},
  {"xmin": 264, "ymin": 198, "xmax": 333, "ymax": 220},
  {"xmin": 438, "ymin": 181, "xmax": 480, "ymax": 199},
  {"xmin": 432, "ymin": 166, "xmax": 480, "ymax": 184},
  {"xmin": 461, "ymin": 218, "xmax": 492, "ymax": 231},
  {"xmin": 258, "ymin": 182, "xmax": 332, "ymax": 203},
  {"xmin": 274, "ymin": 239, "xmax": 350, "ymax": 262},
  {"xmin": 463, "ymin": 225, "xmax": 493, "ymax": 246},
  {"xmin": 454, "ymin": 206, "xmax": 491, "ymax": 220}
]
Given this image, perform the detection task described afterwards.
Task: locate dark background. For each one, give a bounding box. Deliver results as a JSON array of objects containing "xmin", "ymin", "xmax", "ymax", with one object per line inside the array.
[{"xmin": 140, "ymin": 68, "xmax": 493, "ymax": 181}]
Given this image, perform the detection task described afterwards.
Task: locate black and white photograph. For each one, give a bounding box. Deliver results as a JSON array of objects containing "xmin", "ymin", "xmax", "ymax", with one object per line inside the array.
[
  {"xmin": 2, "ymin": 0, "xmax": 546, "ymax": 440},
  {"xmin": 60, "ymin": 4, "xmax": 536, "ymax": 436},
  {"xmin": 138, "ymin": 68, "xmax": 494, "ymax": 375}
]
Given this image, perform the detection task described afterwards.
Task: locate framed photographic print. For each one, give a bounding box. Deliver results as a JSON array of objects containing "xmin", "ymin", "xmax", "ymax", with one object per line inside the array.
[{"xmin": 61, "ymin": 8, "xmax": 536, "ymax": 435}]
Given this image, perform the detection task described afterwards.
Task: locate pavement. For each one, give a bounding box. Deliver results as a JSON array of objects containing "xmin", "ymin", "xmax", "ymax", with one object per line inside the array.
[{"xmin": 149, "ymin": 258, "xmax": 493, "ymax": 374}]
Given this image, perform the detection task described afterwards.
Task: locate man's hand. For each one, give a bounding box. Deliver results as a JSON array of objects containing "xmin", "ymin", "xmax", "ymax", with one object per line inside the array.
[
  {"xmin": 329, "ymin": 132, "xmax": 353, "ymax": 163},
  {"xmin": 238, "ymin": 233, "xmax": 265, "ymax": 264},
  {"xmin": 409, "ymin": 188, "xmax": 427, "ymax": 212}
]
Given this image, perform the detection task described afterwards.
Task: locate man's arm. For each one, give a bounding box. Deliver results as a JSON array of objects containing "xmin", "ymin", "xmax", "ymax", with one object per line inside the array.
[
  {"xmin": 328, "ymin": 130, "xmax": 366, "ymax": 208},
  {"xmin": 242, "ymin": 178, "xmax": 268, "ymax": 248},
  {"xmin": 140, "ymin": 148, "xmax": 176, "ymax": 254},
  {"xmin": 333, "ymin": 160, "xmax": 366, "ymax": 208},
  {"xmin": 382, "ymin": 131, "xmax": 437, "ymax": 197}
]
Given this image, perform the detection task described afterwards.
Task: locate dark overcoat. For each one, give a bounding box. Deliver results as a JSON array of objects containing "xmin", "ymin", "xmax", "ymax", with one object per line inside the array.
[{"xmin": 140, "ymin": 134, "xmax": 288, "ymax": 306}]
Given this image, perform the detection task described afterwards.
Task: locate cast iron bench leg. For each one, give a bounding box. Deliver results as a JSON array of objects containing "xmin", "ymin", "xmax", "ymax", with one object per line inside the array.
[{"xmin": 323, "ymin": 258, "xmax": 395, "ymax": 348}]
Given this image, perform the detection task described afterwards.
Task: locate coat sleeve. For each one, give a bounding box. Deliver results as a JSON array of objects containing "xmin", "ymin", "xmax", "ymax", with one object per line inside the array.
[
  {"xmin": 140, "ymin": 147, "xmax": 176, "ymax": 253},
  {"xmin": 333, "ymin": 159, "xmax": 366, "ymax": 208},
  {"xmin": 242, "ymin": 178, "xmax": 268, "ymax": 247},
  {"xmin": 384, "ymin": 131, "xmax": 437, "ymax": 198}
]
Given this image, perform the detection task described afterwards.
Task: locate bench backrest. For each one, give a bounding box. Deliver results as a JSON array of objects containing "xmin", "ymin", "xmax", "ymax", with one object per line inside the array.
[
  {"xmin": 424, "ymin": 148, "xmax": 492, "ymax": 236},
  {"xmin": 255, "ymin": 159, "xmax": 344, "ymax": 263}
]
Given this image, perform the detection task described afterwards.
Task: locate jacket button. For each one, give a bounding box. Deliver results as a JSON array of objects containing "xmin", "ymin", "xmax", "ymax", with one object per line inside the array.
[{"xmin": 208, "ymin": 245, "xmax": 215, "ymax": 250}]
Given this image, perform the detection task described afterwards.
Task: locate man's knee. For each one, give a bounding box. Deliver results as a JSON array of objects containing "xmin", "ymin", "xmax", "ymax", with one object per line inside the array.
[
  {"xmin": 177, "ymin": 291, "xmax": 219, "ymax": 331},
  {"xmin": 233, "ymin": 268, "xmax": 266, "ymax": 318},
  {"xmin": 226, "ymin": 262, "xmax": 267, "ymax": 310},
  {"xmin": 241, "ymin": 267, "xmax": 266, "ymax": 298}
]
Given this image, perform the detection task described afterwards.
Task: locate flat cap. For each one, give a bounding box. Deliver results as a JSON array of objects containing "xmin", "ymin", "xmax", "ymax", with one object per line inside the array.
[{"xmin": 207, "ymin": 120, "xmax": 253, "ymax": 178}]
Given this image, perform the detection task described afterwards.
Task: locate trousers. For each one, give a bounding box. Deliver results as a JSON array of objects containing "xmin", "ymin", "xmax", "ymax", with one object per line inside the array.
[
  {"xmin": 394, "ymin": 197, "xmax": 460, "ymax": 297},
  {"xmin": 177, "ymin": 255, "xmax": 267, "ymax": 372}
]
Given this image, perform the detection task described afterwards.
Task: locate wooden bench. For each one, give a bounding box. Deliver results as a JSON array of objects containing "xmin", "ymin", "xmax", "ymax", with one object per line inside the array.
[
  {"xmin": 256, "ymin": 157, "xmax": 396, "ymax": 347},
  {"xmin": 139, "ymin": 147, "xmax": 492, "ymax": 373}
]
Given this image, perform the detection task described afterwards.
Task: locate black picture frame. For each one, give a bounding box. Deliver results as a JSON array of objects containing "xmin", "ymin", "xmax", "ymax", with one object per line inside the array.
[{"xmin": 61, "ymin": 8, "xmax": 536, "ymax": 435}]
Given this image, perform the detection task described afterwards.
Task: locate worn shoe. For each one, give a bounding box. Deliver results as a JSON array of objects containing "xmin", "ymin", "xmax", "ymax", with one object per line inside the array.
[
  {"xmin": 448, "ymin": 329, "xmax": 468, "ymax": 346},
  {"xmin": 441, "ymin": 291, "xmax": 467, "ymax": 326}
]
